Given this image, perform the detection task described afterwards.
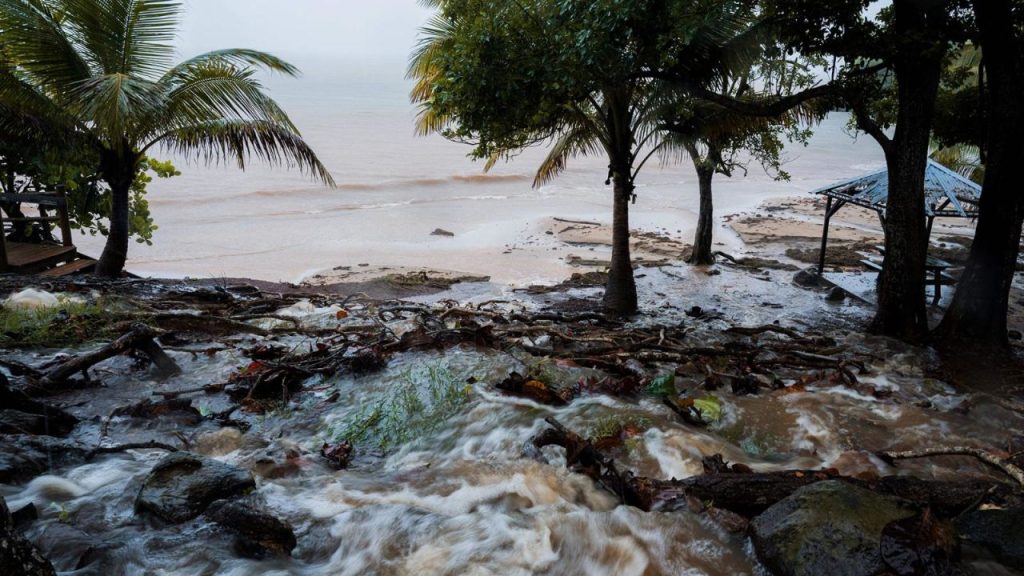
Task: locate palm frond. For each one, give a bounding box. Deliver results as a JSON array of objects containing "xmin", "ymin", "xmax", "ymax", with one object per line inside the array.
[
  {"xmin": 158, "ymin": 62, "xmax": 297, "ymax": 130},
  {"xmin": 66, "ymin": 72, "xmax": 162, "ymax": 147},
  {"xmin": 534, "ymin": 123, "xmax": 603, "ymax": 187},
  {"xmin": 55, "ymin": 0, "xmax": 180, "ymax": 78},
  {"xmin": 161, "ymin": 48, "xmax": 300, "ymax": 83},
  {"xmin": 152, "ymin": 119, "xmax": 334, "ymax": 186},
  {"xmin": 0, "ymin": 0, "xmax": 94, "ymax": 90}
]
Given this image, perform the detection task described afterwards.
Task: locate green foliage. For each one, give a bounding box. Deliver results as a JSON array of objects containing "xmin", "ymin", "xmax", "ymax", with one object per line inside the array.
[
  {"xmin": 412, "ymin": 0, "xmax": 751, "ymax": 163},
  {"xmin": 692, "ymin": 396, "xmax": 723, "ymax": 423},
  {"xmin": 327, "ymin": 363, "xmax": 474, "ymax": 453},
  {"xmin": 65, "ymin": 157, "xmax": 179, "ymax": 245},
  {"xmin": 585, "ymin": 414, "xmax": 651, "ymax": 441},
  {"xmin": 646, "ymin": 373, "xmax": 677, "ymax": 397},
  {"xmin": 0, "ymin": 296, "xmax": 131, "ymax": 348}
]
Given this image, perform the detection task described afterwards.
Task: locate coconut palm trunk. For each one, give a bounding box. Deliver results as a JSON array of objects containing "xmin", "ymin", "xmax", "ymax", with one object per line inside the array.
[
  {"xmin": 605, "ymin": 170, "xmax": 638, "ymax": 314},
  {"xmin": 684, "ymin": 140, "xmax": 717, "ymax": 266},
  {"xmin": 95, "ymin": 151, "xmax": 141, "ymax": 277}
]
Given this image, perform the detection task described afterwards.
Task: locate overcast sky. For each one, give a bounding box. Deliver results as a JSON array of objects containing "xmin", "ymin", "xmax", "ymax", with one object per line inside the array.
[{"xmin": 177, "ymin": 1, "xmax": 434, "ymax": 59}]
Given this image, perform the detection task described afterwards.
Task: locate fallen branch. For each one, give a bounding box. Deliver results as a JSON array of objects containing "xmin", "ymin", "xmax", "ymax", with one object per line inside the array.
[
  {"xmin": 36, "ymin": 323, "xmax": 181, "ymax": 392},
  {"xmin": 86, "ymin": 440, "xmax": 180, "ymax": 460},
  {"xmin": 878, "ymin": 447, "xmax": 1024, "ymax": 488}
]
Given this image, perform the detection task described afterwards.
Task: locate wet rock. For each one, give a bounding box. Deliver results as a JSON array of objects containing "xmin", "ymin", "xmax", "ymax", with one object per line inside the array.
[
  {"xmin": 110, "ymin": 398, "xmax": 201, "ymax": 424},
  {"xmin": 321, "ymin": 441, "xmax": 353, "ymax": 470},
  {"xmin": 1009, "ymin": 330, "xmax": 1023, "ymax": 341},
  {"xmin": 135, "ymin": 453, "xmax": 255, "ymax": 523},
  {"xmin": 826, "ymin": 286, "xmax": 847, "ymax": 302},
  {"xmin": 430, "ymin": 228, "xmax": 455, "ymax": 237},
  {"xmin": 956, "ymin": 508, "xmax": 1024, "ymax": 570},
  {"xmin": 879, "ymin": 509, "xmax": 959, "ymax": 575},
  {"xmin": 206, "ymin": 499, "xmax": 297, "ymax": 559},
  {"xmin": 751, "ymin": 480, "xmax": 918, "ymax": 576},
  {"xmin": 11, "ymin": 503, "xmax": 38, "ymax": 528},
  {"xmin": 0, "ymin": 435, "xmax": 88, "ymax": 484},
  {"xmin": 793, "ymin": 268, "xmax": 828, "ymax": 289},
  {"xmin": 0, "ymin": 496, "xmax": 56, "ymax": 576},
  {"xmin": 0, "ymin": 374, "xmax": 77, "ymax": 436},
  {"xmin": 28, "ymin": 523, "xmax": 112, "ymax": 573}
]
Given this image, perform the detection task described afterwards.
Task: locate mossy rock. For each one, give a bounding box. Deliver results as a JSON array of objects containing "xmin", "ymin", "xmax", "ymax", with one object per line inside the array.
[{"xmin": 751, "ymin": 480, "xmax": 918, "ymax": 576}]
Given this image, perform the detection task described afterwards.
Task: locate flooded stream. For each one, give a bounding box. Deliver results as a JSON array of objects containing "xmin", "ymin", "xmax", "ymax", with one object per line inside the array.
[{"xmin": 2, "ymin": 266, "xmax": 1022, "ymax": 575}]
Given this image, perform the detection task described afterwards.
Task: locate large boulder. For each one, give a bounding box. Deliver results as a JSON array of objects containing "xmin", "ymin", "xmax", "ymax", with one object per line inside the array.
[
  {"xmin": 0, "ymin": 435, "xmax": 88, "ymax": 484},
  {"xmin": 956, "ymin": 508, "xmax": 1024, "ymax": 570},
  {"xmin": 750, "ymin": 480, "xmax": 919, "ymax": 576},
  {"xmin": 135, "ymin": 453, "xmax": 255, "ymax": 523},
  {"xmin": 0, "ymin": 496, "xmax": 56, "ymax": 576},
  {"xmin": 206, "ymin": 498, "xmax": 297, "ymax": 559}
]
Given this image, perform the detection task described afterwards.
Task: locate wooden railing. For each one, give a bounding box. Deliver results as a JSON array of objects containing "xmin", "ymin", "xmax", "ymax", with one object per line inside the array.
[{"xmin": 0, "ymin": 187, "xmax": 74, "ymax": 271}]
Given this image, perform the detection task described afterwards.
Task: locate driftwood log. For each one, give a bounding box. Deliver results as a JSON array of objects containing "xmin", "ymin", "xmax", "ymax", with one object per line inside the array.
[{"xmin": 35, "ymin": 323, "xmax": 180, "ymax": 392}]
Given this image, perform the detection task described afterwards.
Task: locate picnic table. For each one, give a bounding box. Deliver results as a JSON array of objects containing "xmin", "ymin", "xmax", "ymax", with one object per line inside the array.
[{"xmin": 862, "ymin": 246, "xmax": 955, "ymax": 305}]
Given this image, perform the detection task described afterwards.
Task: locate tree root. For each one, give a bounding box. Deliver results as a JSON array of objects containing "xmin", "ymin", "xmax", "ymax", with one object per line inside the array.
[{"xmin": 878, "ymin": 447, "xmax": 1024, "ymax": 487}]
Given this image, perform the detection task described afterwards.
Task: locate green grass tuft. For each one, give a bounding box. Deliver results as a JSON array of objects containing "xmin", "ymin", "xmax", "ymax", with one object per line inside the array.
[
  {"xmin": 328, "ymin": 362, "xmax": 474, "ymax": 453},
  {"xmin": 0, "ymin": 297, "xmax": 131, "ymax": 348}
]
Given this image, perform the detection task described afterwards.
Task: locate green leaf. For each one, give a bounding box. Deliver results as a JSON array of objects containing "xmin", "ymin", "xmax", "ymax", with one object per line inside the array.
[
  {"xmin": 646, "ymin": 373, "xmax": 676, "ymax": 397},
  {"xmin": 692, "ymin": 396, "xmax": 723, "ymax": 423}
]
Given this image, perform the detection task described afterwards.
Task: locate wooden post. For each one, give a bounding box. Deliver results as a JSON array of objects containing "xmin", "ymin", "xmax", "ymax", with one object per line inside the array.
[
  {"xmin": 817, "ymin": 196, "xmax": 834, "ymax": 275},
  {"xmin": 57, "ymin": 186, "xmax": 73, "ymax": 247},
  {"xmin": 926, "ymin": 215, "xmax": 935, "ymax": 240}
]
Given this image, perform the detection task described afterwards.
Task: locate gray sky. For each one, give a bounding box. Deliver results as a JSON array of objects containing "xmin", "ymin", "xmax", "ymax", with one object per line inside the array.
[{"xmin": 178, "ymin": 1, "xmax": 434, "ymax": 59}]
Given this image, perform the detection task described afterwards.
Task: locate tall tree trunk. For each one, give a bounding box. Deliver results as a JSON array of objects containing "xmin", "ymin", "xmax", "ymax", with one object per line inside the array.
[
  {"xmin": 935, "ymin": 0, "xmax": 1024, "ymax": 352},
  {"xmin": 869, "ymin": 1, "xmax": 946, "ymax": 341},
  {"xmin": 95, "ymin": 152, "xmax": 139, "ymax": 278},
  {"xmin": 604, "ymin": 171, "xmax": 638, "ymax": 314},
  {"xmin": 689, "ymin": 159, "xmax": 715, "ymax": 266}
]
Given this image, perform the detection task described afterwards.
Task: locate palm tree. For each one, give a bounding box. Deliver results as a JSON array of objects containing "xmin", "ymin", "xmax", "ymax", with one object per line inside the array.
[
  {"xmin": 661, "ymin": 57, "xmax": 822, "ymax": 265},
  {"xmin": 410, "ymin": 1, "xmax": 756, "ymax": 315},
  {"xmin": 0, "ymin": 0, "xmax": 333, "ymax": 277}
]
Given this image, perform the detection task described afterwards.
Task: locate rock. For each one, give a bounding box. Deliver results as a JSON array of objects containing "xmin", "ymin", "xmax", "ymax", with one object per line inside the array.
[
  {"xmin": 956, "ymin": 508, "xmax": 1024, "ymax": 570},
  {"xmin": 1008, "ymin": 330, "xmax": 1023, "ymax": 341},
  {"xmin": 751, "ymin": 480, "xmax": 918, "ymax": 576},
  {"xmin": 0, "ymin": 497, "xmax": 56, "ymax": 576},
  {"xmin": 430, "ymin": 228, "xmax": 455, "ymax": 237},
  {"xmin": 0, "ymin": 435, "xmax": 88, "ymax": 484},
  {"xmin": 793, "ymin": 268, "xmax": 827, "ymax": 289},
  {"xmin": 206, "ymin": 499, "xmax": 297, "ymax": 559},
  {"xmin": 11, "ymin": 503, "xmax": 38, "ymax": 528},
  {"xmin": 320, "ymin": 441, "xmax": 353, "ymax": 470},
  {"xmin": 135, "ymin": 453, "xmax": 255, "ymax": 523},
  {"xmin": 826, "ymin": 286, "xmax": 847, "ymax": 302},
  {"xmin": 28, "ymin": 523, "xmax": 107, "ymax": 573},
  {"xmin": 0, "ymin": 374, "xmax": 77, "ymax": 436}
]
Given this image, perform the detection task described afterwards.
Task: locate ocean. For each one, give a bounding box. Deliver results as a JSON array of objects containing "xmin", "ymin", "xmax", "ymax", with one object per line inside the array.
[{"xmin": 75, "ymin": 56, "xmax": 886, "ymax": 284}]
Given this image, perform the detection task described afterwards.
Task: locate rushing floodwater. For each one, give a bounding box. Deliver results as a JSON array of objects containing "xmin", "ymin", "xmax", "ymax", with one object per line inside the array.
[
  {"xmin": 74, "ymin": 56, "xmax": 886, "ymax": 283},
  {"xmin": 2, "ymin": 268, "xmax": 1018, "ymax": 575}
]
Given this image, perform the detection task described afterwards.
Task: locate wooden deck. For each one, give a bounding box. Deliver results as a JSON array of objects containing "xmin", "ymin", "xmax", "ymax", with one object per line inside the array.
[
  {"xmin": 1, "ymin": 190, "xmax": 96, "ymax": 277},
  {"xmin": 0, "ymin": 241, "xmax": 95, "ymax": 276},
  {"xmin": 5, "ymin": 242, "xmax": 76, "ymax": 268}
]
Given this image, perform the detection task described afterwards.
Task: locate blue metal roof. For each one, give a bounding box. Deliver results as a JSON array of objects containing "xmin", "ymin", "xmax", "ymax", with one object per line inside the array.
[{"xmin": 811, "ymin": 160, "xmax": 982, "ymax": 217}]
